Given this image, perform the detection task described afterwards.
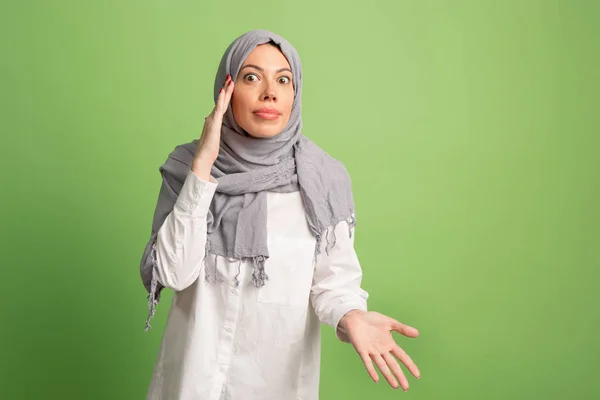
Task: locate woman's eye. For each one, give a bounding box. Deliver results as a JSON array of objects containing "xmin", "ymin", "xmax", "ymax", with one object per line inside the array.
[
  {"xmin": 278, "ymin": 76, "xmax": 291, "ymax": 84},
  {"xmin": 244, "ymin": 74, "xmax": 259, "ymax": 82}
]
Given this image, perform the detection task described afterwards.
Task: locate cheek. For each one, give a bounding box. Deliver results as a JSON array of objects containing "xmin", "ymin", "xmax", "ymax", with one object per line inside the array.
[
  {"xmin": 231, "ymin": 92, "xmax": 243, "ymax": 112},
  {"xmin": 231, "ymin": 92, "xmax": 251, "ymax": 121},
  {"xmin": 282, "ymin": 91, "xmax": 295, "ymax": 118},
  {"xmin": 231, "ymin": 94, "xmax": 252, "ymax": 132},
  {"xmin": 232, "ymin": 88, "xmax": 255, "ymax": 110}
]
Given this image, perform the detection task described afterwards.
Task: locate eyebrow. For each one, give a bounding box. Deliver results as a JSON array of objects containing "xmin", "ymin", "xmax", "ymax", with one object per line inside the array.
[{"xmin": 239, "ymin": 64, "xmax": 292, "ymax": 74}]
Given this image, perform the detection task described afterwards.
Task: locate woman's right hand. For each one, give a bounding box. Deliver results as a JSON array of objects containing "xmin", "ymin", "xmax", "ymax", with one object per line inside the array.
[{"xmin": 192, "ymin": 74, "xmax": 235, "ymax": 181}]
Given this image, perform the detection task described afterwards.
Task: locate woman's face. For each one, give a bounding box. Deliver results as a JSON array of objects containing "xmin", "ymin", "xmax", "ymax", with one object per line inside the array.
[{"xmin": 231, "ymin": 44, "xmax": 294, "ymax": 138}]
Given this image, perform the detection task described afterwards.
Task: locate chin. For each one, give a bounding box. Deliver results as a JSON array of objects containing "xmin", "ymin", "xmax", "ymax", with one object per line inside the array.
[
  {"xmin": 245, "ymin": 123, "xmax": 285, "ymax": 138},
  {"xmin": 234, "ymin": 113, "xmax": 290, "ymax": 138}
]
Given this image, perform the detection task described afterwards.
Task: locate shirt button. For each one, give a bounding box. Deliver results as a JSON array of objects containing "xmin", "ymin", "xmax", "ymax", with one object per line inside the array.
[
  {"xmin": 219, "ymin": 365, "xmax": 227, "ymax": 372},
  {"xmin": 224, "ymin": 326, "xmax": 232, "ymax": 333},
  {"xmin": 229, "ymin": 288, "xmax": 237, "ymax": 295}
]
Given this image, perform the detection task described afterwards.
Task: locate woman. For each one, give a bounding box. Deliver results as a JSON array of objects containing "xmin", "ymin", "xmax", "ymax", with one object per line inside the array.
[{"xmin": 140, "ymin": 29, "xmax": 420, "ymax": 400}]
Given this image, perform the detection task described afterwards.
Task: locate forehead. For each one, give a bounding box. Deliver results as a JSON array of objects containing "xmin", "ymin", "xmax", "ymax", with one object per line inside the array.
[{"xmin": 242, "ymin": 43, "xmax": 291, "ymax": 69}]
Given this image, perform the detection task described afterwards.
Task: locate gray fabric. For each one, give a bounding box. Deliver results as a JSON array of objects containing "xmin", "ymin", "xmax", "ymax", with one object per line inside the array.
[{"xmin": 141, "ymin": 29, "xmax": 355, "ymax": 331}]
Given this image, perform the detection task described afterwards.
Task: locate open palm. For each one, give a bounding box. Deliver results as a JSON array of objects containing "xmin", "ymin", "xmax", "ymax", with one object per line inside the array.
[{"xmin": 343, "ymin": 310, "xmax": 420, "ymax": 391}]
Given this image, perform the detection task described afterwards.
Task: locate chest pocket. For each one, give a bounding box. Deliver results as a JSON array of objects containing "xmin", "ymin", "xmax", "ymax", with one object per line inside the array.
[{"xmin": 257, "ymin": 235, "xmax": 316, "ymax": 307}]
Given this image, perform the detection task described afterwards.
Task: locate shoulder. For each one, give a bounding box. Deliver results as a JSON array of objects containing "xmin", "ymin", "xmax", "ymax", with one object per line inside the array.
[
  {"xmin": 164, "ymin": 139, "xmax": 198, "ymax": 166},
  {"xmin": 296, "ymin": 134, "xmax": 355, "ymax": 207},
  {"xmin": 158, "ymin": 139, "xmax": 199, "ymax": 183},
  {"xmin": 297, "ymin": 135, "xmax": 352, "ymax": 179}
]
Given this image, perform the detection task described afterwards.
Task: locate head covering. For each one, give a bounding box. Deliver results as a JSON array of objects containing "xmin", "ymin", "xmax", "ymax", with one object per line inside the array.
[{"xmin": 142, "ymin": 29, "xmax": 355, "ymax": 331}]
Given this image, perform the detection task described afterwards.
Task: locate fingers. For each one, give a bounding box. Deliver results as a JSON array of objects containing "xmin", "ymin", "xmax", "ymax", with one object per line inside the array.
[
  {"xmin": 391, "ymin": 318, "xmax": 419, "ymax": 338},
  {"xmin": 358, "ymin": 344, "xmax": 420, "ymax": 391},
  {"xmin": 214, "ymin": 74, "xmax": 234, "ymax": 119},
  {"xmin": 214, "ymin": 82, "xmax": 226, "ymax": 118},
  {"xmin": 225, "ymin": 74, "xmax": 234, "ymax": 99},
  {"xmin": 357, "ymin": 349, "xmax": 379, "ymax": 383},
  {"xmin": 371, "ymin": 353, "xmax": 398, "ymax": 389},
  {"xmin": 383, "ymin": 352, "xmax": 410, "ymax": 391},
  {"xmin": 391, "ymin": 344, "xmax": 420, "ymax": 379}
]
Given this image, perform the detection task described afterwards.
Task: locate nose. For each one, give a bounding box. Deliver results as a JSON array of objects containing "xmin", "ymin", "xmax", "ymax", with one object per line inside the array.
[{"xmin": 260, "ymin": 82, "xmax": 277, "ymax": 101}]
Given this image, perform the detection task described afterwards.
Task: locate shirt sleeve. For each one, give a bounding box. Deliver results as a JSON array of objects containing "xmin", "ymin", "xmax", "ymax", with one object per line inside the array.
[
  {"xmin": 140, "ymin": 167, "xmax": 217, "ymax": 298},
  {"xmin": 309, "ymin": 218, "xmax": 369, "ymax": 343}
]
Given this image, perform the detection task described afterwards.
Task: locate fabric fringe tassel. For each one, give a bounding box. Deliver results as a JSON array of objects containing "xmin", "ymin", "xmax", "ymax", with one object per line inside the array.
[
  {"xmin": 347, "ymin": 212, "xmax": 356, "ymax": 238},
  {"xmin": 145, "ymin": 242, "xmax": 160, "ymax": 332},
  {"xmin": 313, "ymin": 212, "xmax": 357, "ymax": 265},
  {"xmin": 234, "ymin": 259, "xmax": 242, "ymax": 287},
  {"xmin": 144, "ymin": 213, "xmax": 356, "ymax": 331},
  {"xmin": 251, "ymin": 255, "xmax": 269, "ymax": 288}
]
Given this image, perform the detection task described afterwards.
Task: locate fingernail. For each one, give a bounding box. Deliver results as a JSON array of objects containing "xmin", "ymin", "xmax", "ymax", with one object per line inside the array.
[
  {"xmin": 228, "ymin": 80, "xmax": 233, "ymax": 86},
  {"xmin": 226, "ymin": 74, "xmax": 230, "ymax": 80},
  {"xmin": 220, "ymin": 88, "xmax": 223, "ymax": 93}
]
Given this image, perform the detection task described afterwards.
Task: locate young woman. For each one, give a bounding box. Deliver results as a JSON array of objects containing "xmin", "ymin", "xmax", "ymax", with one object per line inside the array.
[{"xmin": 140, "ymin": 29, "xmax": 420, "ymax": 400}]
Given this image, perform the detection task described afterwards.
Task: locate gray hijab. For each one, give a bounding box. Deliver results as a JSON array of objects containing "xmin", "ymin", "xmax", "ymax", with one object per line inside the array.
[{"xmin": 142, "ymin": 29, "xmax": 355, "ymax": 331}]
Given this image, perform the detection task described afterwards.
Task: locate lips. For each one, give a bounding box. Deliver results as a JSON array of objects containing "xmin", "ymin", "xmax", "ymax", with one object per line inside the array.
[{"xmin": 253, "ymin": 107, "xmax": 281, "ymax": 120}]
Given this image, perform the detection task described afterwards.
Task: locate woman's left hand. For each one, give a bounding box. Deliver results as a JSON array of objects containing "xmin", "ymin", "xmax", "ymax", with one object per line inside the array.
[{"xmin": 340, "ymin": 310, "xmax": 420, "ymax": 391}]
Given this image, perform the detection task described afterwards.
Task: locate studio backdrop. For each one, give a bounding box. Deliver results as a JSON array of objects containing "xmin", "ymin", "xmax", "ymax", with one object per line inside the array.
[{"xmin": 1, "ymin": 1, "xmax": 598, "ymax": 399}]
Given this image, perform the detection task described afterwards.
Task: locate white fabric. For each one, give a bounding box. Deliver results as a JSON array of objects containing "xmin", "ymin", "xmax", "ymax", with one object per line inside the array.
[{"xmin": 146, "ymin": 170, "xmax": 369, "ymax": 400}]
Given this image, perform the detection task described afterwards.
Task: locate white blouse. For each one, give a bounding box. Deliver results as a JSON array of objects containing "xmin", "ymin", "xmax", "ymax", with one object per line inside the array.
[{"xmin": 146, "ymin": 169, "xmax": 369, "ymax": 400}]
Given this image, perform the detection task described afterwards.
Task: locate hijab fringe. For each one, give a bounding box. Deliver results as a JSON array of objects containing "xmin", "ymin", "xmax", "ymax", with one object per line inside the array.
[
  {"xmin": 144, "ymin": 213, "xmax": 356, "ymax": 332},
  {"xmin": 203, "ymin": 240, "xmax": 212, "ymax": 283},
  {"xmin": 251, "ymin": 255, "xmax": 269, "ymax": 287},
  {"xmin": 312, "ymin": 212, "xmax": 357, "ymax": 266},
  {"xmin": 234, "ymin": 259, "xmax": 242, "ymax": 287},
  {"xmin": 145, "ymin": 241, "xmax": 160, "ymax": 332}
]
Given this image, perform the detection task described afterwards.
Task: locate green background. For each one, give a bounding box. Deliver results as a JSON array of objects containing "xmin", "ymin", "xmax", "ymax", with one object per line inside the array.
[{"xmin": 1, "ymin": 0, "xmax": 598, "ymax": 399}]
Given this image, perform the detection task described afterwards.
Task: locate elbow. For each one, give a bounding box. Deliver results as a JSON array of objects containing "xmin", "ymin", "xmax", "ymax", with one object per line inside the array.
[
  {"xmin": 159, "ymin": 274, "xmax": 194, "ymax": 292},
  {"xmin": 156, "ymin": 267, "xmax": 197, "ymax": 292},
  {"xmin": 154, "ymin": 243, "xmax": 200, "ymax": 292}
]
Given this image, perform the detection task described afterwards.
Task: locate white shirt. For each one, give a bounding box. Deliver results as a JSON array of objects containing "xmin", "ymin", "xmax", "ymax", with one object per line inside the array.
[{"xmin": 146, "ymin": 169, "xmax": 369, "ymax": 400}]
